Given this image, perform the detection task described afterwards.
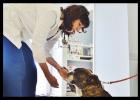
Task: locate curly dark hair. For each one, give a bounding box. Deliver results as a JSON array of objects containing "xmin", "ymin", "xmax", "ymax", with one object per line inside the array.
[{"xmin": 60, "ymin": 5, "xmax": 90, "ymax": 35}]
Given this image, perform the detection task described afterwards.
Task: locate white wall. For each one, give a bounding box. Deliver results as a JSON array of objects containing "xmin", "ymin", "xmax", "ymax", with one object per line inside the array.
[
  {"xmin": 94, "ymin": 4, "xmax": 130, "ymax": 96},
  {"xmin": 127, "ymin": 3, "xmax": 138, "ymax": 96}
]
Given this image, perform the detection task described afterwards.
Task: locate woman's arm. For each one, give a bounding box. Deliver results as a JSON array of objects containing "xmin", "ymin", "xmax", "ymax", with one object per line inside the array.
[
  {"xmin": 46, "ymin": 57, "xmax": 68, "ymax": 79},
  {"xmin": 39, "ymin": 63, "xmax": 59, "ymax": 88},
  {"xmin": 46, "ymin": 57, "xmax": 61, "ymax": 71}
]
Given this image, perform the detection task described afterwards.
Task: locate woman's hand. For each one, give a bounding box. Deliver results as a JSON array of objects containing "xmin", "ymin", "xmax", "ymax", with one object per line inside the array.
[
  {"xmin": 46, "ymin": 74, "xmax": 59, "ymax": 88},
  {"xmin": 46, "ymin": 57, "xmax": 69, "ymax": 80},
  {"xmin": 58, "ymin": 67, "xmax": 69, "ymax": 80}
]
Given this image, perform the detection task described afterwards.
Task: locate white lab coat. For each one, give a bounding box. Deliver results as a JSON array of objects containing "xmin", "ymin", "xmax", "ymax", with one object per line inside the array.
[{"xmin": 3, "ymin": 4, "xmax": 63, "ymax": 63}]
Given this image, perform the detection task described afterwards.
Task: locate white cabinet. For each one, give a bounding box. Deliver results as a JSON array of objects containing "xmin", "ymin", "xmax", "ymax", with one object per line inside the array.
[
  {"xmin": 61, "ymin": 10, "xmax": 94, "ymax": 96},
  {"xmin": 66, "ymin": 42, "xmax": 93, "ymax": 71},
  {"xmin": 65, "ymin": 43, "xmax": 94, "ymax": 96}
]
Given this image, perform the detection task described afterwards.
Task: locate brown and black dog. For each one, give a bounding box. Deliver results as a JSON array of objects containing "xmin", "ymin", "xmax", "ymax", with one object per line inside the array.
[{"xmin": 67, "ymin": 68, "xmax": 112, "ymax": 97}]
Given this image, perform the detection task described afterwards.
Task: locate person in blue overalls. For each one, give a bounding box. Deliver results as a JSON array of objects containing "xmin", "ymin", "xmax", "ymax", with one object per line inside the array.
[{"xmin": 3, "ymin": 4, "xmax": 90, "ymax": 96}]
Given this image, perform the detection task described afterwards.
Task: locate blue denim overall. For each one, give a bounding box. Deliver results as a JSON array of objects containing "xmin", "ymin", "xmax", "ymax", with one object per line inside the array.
[{"xmin": 3, "ymin": 36, "xmax": 37, "ymax": 96}]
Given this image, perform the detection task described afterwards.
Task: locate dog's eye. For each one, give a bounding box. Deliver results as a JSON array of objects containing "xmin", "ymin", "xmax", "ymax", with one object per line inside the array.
[
  {"xmin": 71, "ymin": 80, "xmax": 76, "ymax": 84},
  {"xmin": 86, "ymin": 77, "xmax": 94, "ymax": 84}
]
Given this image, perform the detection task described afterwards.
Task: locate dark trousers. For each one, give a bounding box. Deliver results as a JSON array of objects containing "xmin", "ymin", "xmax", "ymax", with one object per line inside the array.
[{"xmin": 3, "ymin": 36, "xmax": 37, "ymax": 97}]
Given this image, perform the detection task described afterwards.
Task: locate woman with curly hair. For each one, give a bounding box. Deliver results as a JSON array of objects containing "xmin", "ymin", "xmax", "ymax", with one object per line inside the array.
[{"xmin": 3, "ymin": 4, "xmax": 90, "ymax": 96}]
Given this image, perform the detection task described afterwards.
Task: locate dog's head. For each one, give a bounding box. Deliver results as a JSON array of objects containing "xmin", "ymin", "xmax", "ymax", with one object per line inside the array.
[
  {"xmin": 67, "ymin": 68, "xmax": 102, "ymax": 89},
  {"xmin": 67, "ymin": 68, "xmax": 112, "ymax": 97}
]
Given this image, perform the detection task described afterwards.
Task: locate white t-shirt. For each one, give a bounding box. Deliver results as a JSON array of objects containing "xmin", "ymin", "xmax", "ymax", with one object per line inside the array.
[{"xmin": 3, "ymin": 4, "xmax": 63, "ymax": 63}]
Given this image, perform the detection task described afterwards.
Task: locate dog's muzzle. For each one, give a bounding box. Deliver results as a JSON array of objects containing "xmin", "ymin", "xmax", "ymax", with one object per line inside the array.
[{"xmin": 67, "ymin": 72, "xmax": 74, "ymax": 84}]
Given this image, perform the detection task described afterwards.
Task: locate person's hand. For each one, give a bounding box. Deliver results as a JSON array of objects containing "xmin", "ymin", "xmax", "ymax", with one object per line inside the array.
[
  {"xmin": 46, "ymin": 74, "xmax": 59, "ymax": 88},
  {"xmin": 58, "ymin": 67, "xmax": 69, "ymax": 80}
]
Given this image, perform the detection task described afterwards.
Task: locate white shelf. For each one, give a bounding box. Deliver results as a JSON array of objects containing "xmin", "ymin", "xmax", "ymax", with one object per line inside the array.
[
  {"xmin": 68, "ymin": 54, "xmax": 92, "ymax": 61},
  {"xmin": 68, "ymin": 42, "xmax": 93, "ymax": 48},
  {"xmin": 67, "ymin": 58, "xmax": 93, "ymax": 62},
  {"xmin": 69, "ymin": 54, "xmax": 92, "ymax": 57}
]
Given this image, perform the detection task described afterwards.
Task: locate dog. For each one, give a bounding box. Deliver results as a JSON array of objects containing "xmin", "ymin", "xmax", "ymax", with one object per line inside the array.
[{"xmin": 67, "ymin": 68, "xmax": 112, "ymax": 97}]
